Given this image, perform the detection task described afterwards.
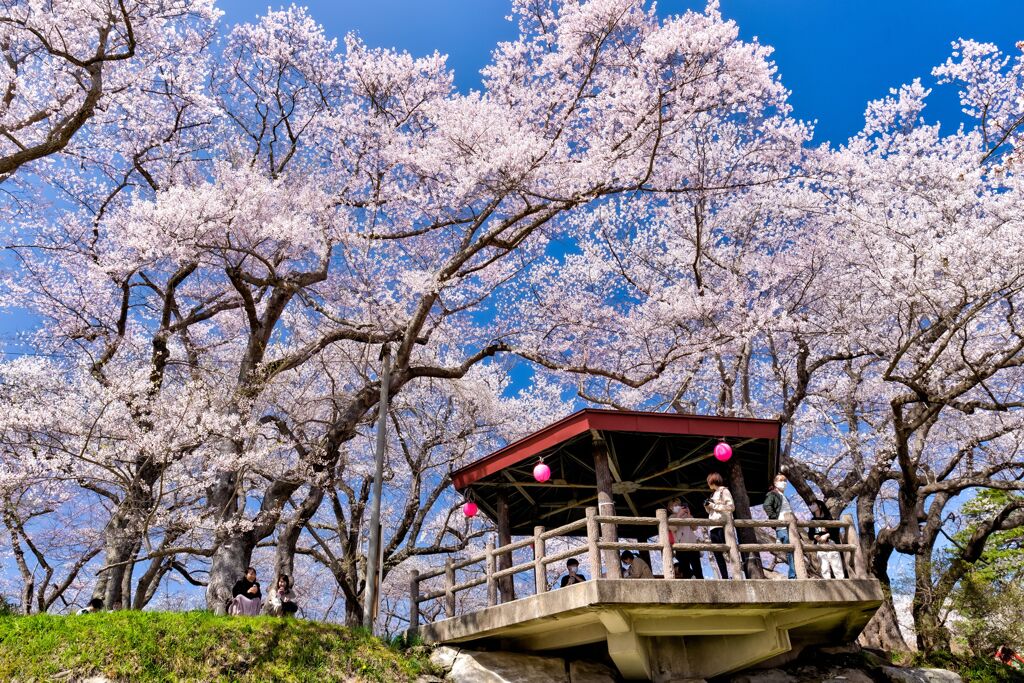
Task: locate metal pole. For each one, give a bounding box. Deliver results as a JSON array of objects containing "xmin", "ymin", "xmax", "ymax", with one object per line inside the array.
[{"xmin": 363, "ymin": 344, "xmax": 391, "ymax": 630}]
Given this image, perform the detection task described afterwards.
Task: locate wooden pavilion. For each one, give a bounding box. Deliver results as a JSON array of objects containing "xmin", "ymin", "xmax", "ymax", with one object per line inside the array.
[{"xmin": 452, "ymin": 408, "xmax": 783, "ymax": 587}]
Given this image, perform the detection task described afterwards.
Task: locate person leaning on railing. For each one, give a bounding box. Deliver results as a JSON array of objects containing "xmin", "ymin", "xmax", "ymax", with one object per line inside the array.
[
  {"xmin": 763, "ymin": 473, "xmax": 797, "ymax": 580},
  {"xmin": 809, "ymin": 499, "xmax": 845, "ymax": 579},
  {"xmin": 620, "ymin": 550, "xmax": 653, "ymax": 578},
  {"xmin": 704, "ymin": 472, "xmax": 735, "ymax": 579},
  {"xmin": 667, "ymin": 498, "xmax": 704, "ymax": 579}
]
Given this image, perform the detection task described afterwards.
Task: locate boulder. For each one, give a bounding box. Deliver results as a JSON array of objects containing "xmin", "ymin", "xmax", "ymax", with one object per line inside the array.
[
  {"xmin": 728, "ymin": 669, "xmax": 797, "ymax": 683},
  {"xmin": 880, "ymin": 667, "xmax": 962, "ymax": 683},
  {"xmin": 568, "ymin": 659, "xmax": 618, "ymax": 683},
  {"xmin": 432, "ymin": 647, "xmax": 568, "ymax": 683}
]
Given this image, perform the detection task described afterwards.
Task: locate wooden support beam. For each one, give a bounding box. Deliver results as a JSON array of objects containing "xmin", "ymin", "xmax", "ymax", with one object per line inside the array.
[
  {"xmin": 496, "ymin": 492, "xmax": 515, "ymax": 602},
  {"xmin": 502, "ymin": 469, "xmax": 536, "ymax": 506},
  {"xmin": 593, "ymin": 433, "xmax": 621, "ymax": 578},
  {"xmin": 601, "ymin": 430, "xmax": 640, "ymax": 517}
]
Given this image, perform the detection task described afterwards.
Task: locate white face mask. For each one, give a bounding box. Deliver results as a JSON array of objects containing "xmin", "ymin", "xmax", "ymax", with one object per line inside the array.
[
  {"xmin": 775, "ymin": 481, "xmax": 787, "ymax": 491},
  {"xmin": 671, "ymin": 505, "xmax": 682, "ymax": 514}
]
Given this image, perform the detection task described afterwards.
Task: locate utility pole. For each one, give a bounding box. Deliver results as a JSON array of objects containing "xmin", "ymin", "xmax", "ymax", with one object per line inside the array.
[{"xmin": 363, "ymin": 343, "xmax": 391, "ymax": 630}]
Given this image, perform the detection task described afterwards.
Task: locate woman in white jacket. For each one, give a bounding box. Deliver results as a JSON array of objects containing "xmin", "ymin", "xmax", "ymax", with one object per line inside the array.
[{"xmin": 703, "ymin": 472, "xmax": 735, "ymax": 579}]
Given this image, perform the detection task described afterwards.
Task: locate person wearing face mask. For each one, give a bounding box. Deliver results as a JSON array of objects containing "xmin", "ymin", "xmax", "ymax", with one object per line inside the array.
[
  {"xmin": 559, "ymin": 558, "xmax": 587, "ymax": 587},
  {"xmin": 667, "ymin": 498, "xmax": 704, "ymax": 579},
  {"xmin": 763, "ymin": 473, "xmax": 797, "ymax": 579}
]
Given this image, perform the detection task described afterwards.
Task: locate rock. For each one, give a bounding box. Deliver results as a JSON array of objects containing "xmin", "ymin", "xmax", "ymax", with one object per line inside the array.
[
  {"xmin": 728, "ymin": 668, "xmax": 798, "ymax": 682},
  {"xmin": 880, "ymin": 666, "xmax": 962, "ymax": 683},
  {"xmin": 430, "ymin": 646, "xmax": 461, "ymax": 674},
  {"xmin": 568, "ymin": 659, "xmax": 617, "ymax": 682},
  {"xmin": 818, "ymin": 644, "xmax": 863, "ymax": 656},
  {"xmin": 818, "ymin": 669, "xmax": 875, "ymax": 683},
  {"xmin": 443, "ymin": 649, "xmax": 568, "ymax": 683}
]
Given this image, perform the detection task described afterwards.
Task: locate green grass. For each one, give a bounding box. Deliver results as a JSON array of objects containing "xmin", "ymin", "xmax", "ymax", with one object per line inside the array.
[
  {"xmin": 0, "ymin": 611, "xmax": 435, "ymax": 682},
  {"xmin": 907, "ymin": 650, "xmax": 1024, "ymax": 683}
]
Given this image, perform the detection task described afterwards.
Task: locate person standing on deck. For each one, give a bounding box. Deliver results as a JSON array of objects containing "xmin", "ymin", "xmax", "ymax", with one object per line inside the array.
[
  {"xmin": 809, "ymin": 499, "xmax": 845, "ymax": 579},
  {"xmin": 559, "ymin": 558, "xmax": 587, "ymax": 587},
  {"xmin": 704, "ymin": 472, "xmax": 735, "ymax": 579},
  {"xmin": 668, "ymin": 498, "xmax": 703, "ymax": 579},
  {"xmin": 763, "ymin": 473, "xmax": 797, "ymax": 579}
]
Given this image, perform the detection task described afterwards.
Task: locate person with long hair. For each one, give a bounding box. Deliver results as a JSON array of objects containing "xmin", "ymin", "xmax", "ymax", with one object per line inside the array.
[
  {"xmin": 809, "ymin": 499, "xmax": 844, "ymax": 579},
  {"xmin": 265, "ymin": 574, "xmax": 299, "ymax": 616},
  {"xmin": 704, "ymin": 472, "xmax": 735, "ymax": 579},
  {"xmin": 230, "ymin": 566, "xmax": 262, "ymax": 615}
]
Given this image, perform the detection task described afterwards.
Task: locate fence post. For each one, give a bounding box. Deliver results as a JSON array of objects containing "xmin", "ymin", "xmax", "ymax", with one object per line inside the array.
[
  {"xmin": 485, "ymin": 538, "xmax": 497, "ymax": 606},
  {"xmin": 842, "ymin": 513, "xmax": 867, "ymax": 579},
  {"xmin": 586, "ymin": 506, "xmax": 603, "ymax": 579},
  {"xmin": 657, "ymin": 508, "xmax": 675, "ymax": 581},
  {"xmin": 444, "ymin": 556, "xmax": 455, "ymax": 618},
  {"xmin": 409, "ymin": 569, "xmax": 420, "ymax": 633},
  {"xmin": 786, "ymin": 512, "xmax": 808, "ymax": 579},
  {"xmin": 534, "ymin": 525, "xmax": 547, "ymax": 595},
  {"xmin": 723, "ymin": 512, "xmax": 744, "ymax": 580}
]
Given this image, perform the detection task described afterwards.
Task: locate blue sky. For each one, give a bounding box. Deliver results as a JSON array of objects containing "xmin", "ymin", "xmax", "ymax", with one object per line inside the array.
[{"xmin": 217, "ymin": 0, "xmax": 1024, "ymax": 145}]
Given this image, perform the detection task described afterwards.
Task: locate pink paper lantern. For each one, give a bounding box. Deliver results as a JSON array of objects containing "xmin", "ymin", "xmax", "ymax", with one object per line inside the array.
[
  {"xmin": 463, "ymin": 501, "xmax": 478, "ymax": 518},
  {"xmin": 533, "ymin": 460, "xmax": 551, "ymax": 483},
  {"xmin": 714, "ymin": 442, "xmax": 733, "ymax": 462}
]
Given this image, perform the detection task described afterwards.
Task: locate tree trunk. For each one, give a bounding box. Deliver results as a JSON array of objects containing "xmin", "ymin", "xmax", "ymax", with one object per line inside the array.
[
  {"xmin": 275, "ymin": 487, "xmax": 324, "ymax": 581},
  {"xmin": 98, "ymin": 509, "xmax": 140, "ymax": 611},
  {"xmin": 859, "ymin": 589, "xmax": 909, "ymax": 651},
  {"xmin": 912, "ymin": 553, "xmax": 950, "ymax": 653},
  {"xmin": 207, "ymin": 534, "xmax": 250, "ymax": 615},
  {"xmin": 729, "ymin": 458, "xmax": 765, "ymax": 579}
]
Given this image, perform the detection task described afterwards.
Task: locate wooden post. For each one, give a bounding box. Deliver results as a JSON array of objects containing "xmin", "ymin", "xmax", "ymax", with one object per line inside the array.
[
  {"xmin": 409, "ymin": 569, "xmax": 420, "ymax": 633},
  {"xmin": 723, "ymin": 512, "xmax": 744, "ymax": 581},
  {"xmin": 586, "ymin": 506, "xmax": 602, "ymax": 579},
  {"xmin": 485, "ymin": 538, "xmax": 497, "ymax": 606},
  {"xmin": 496, "ymin": 492, "xmax": 514, "ymax": 602},
  {"xmin": 657, "ymin": 508, "xmax": 675, "ymax": 580},
  {"xmin": 842, "ymin": 514, "xmax": 867, "ymax": 579},
  {"xmin": 534, "ymin": 525, "xmax": 546, "ymax": 595},
  {"xmin": 593, "ymin": 434, "xmax": 621, "ymax": 579},
  {"xmin": 786, "ymin": 512, "xmax": 808, "ymax": 579},
  {"xmin": 444, "ymin": 556, "xmax": 455, "ymax": 618}
]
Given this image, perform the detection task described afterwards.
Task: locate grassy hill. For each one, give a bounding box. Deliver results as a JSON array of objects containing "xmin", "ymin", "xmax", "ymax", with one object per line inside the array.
[{"xmin": 0, "ymin": 611, "xmax": 434, "ymax": 682}]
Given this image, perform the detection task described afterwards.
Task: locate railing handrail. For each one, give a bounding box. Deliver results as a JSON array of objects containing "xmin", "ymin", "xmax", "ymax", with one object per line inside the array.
[{"xmin": 408, "ymin": 507, "xmax": 868, "ymax": 631}]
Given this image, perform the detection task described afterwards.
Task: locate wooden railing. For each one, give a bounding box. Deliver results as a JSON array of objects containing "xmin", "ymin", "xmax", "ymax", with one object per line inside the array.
[{"xmin": 409, "ymin": 507, "xmax": 867, "ymax": 631}]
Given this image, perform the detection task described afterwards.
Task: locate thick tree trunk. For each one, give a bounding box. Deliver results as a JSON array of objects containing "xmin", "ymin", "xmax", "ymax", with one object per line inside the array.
[
  {"xmin": 275, "ymin": 487, "xmax": 324, "ymax": 581},
  {"xmin": 859, "ymin": 589, "xmax": 909, "ymax": 651},
  {"xmin": 207, "ymin": 534, "xmax": 251, "ymax": 615},
  {"xmin": 729, "ymin": 458, "xmax": 765, "ymax": 579},
  {"xmin": 912, "ymin": 554, "xmax": 951, "ymax": 653},
  {"xmin": 97, "ymin": 509, "xmax": 141, "ymax": 610}
]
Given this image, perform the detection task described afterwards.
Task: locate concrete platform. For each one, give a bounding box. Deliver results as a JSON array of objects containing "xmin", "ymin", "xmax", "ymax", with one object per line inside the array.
[{"xmin": 418, "ymin": 579, "xmax": 883, "ymax": 681}]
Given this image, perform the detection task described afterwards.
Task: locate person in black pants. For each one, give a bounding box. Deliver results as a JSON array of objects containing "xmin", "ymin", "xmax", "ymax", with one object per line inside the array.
[
  {"xmin": 704, "ymin": 472, "xmax": 735, "ymax": 579},
  {"xmin": 667, "ymin": 498, "xmax": 703, "ymax": 579}
]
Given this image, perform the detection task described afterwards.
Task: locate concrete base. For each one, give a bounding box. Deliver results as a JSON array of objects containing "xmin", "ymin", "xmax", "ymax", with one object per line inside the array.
[{"xmin": 418, "ymin": 580, "xmax": 883, "ymax": 681}]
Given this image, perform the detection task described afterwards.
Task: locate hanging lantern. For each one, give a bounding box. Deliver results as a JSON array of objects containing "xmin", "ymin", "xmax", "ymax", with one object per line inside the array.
[
  {"xmin": 463, "ymin": 501, "xmax": 478, "ymax": 518},
  {"xmin": 714, "ymin": 441, "xmax": 733, "ymax": 462},
  {"xmin": 533, "ymin": 458, "xmax": 551, "ymax": 483}
]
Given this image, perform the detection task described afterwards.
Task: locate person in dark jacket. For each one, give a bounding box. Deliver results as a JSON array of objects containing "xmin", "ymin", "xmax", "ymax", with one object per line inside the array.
[
  {"xmin": 230, "ymin": 566, "xmax": 262, "ymax": 615},
  {"xmin": 763, "ymin": 473, "xmax": 796, "ymax": 579},
  {"xmin": 559, "ymin": 558, "xmax": 587, "ymax": 587},
  {"xmin": 809, "ymin": 499, "xmax": 844, "ymax": 578},
  {"xmin": 76, "ymin": 598, "xmax": 103, "ymax": 614}
]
